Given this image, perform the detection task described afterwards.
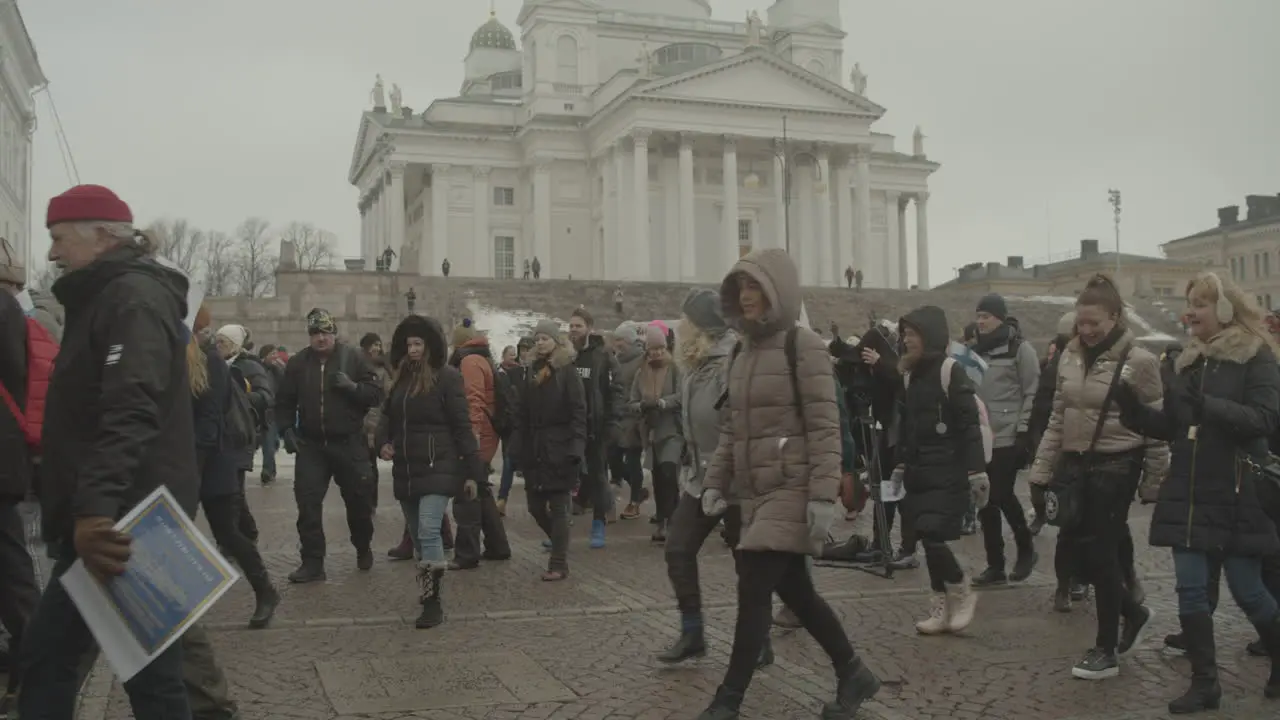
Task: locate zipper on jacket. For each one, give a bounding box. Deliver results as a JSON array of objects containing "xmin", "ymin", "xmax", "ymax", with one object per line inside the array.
[
  {"xmin": 319, "ymin": 359, "xmax": 327, "ymax": 444},
  {"xmin": 402, "ymin": 388, "xmax": 411, "ymax": 478},
  {"xmin": 742, "ymin": 348, "xmax": 761, "ymax": 498},
  {"xmin": 1184, "ymin": 363, "xmax": 1208, "ymax": 547}
]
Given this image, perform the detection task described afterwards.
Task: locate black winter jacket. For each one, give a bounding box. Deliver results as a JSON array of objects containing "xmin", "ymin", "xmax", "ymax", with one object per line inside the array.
[
  {"xmin": 0, "ymin": 291, "xmax": 29, "ymax": 502},
  {"xmin": 193, "ymin": 343, "xmax": 239, "ymax": 501},
  {"xmin": 1028, "ymin": 336, "xmax": 1069, "ymax": 448},
  {"xmin": 377, "ymin": 315, "xmax": 483, "ymax": 500},
  {"xmin": 572, "ymin": 334, "xmax": 621, "ymax": 443},
  {"xmin": 229, "ymin": 353, "xmax": 273, "ymax": 470},
  {"xmin": 509, "ymin": 344, "xmax": 587, "ymax": 493},
  {"xmin": 276, "ymin": 342, "xmax": 382, "ymax": 441},
  {"xmin": 895, "ymin": 306, "xmax": 987, "ymax": 541},
  {"xmin": 1127, "ymin": 325, "xmax": 1280, "ymax": 555},
  {"xmin": 41, "ymin": 245, "xmax": 199, "ymax": 538}
]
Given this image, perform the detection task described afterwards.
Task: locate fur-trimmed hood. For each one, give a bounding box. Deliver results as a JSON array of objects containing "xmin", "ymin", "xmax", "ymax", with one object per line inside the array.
[
  {"xmin": 1176, "ymin": 323, "xmax": 1270, "ymax": 372},
  {"xmin": 390, "ymin": 314, "xmax": 447, "ymax": 370},
  {"xmin": 536, "ymin": 343, "xmax": 575, "ymax": 370}
]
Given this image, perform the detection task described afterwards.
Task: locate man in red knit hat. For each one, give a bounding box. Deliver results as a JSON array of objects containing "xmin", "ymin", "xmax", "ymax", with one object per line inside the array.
[{"xmin": 20, "ymin": 185, "xmax": 198, "ymax": 719}]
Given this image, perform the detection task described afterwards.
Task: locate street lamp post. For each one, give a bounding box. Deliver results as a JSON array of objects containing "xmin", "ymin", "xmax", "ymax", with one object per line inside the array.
[
  {"xmin": 744, "ymin": 115, "xmax": 824, "ymax": 256},
  {"xmin": 1108, "ymin": 188, "xmax": 1122, "ymax": 278}
]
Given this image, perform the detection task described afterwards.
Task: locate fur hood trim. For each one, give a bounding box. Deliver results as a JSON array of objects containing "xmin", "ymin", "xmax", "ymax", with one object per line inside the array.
[
  {"xmin": 1176, "ymin": 323, "xmax": 1266, "ymax": 371},
  {"xmin": 541, "ymin": 343, "xmax": 574, "ymax": 370}
]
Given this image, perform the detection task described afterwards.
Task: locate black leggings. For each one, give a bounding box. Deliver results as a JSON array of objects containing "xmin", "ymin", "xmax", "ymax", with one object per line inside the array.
[
  {"xmin": 723, "ymin": 551, "xmax": 855, "ymax": 694},
  {"xmin": 922, "ymin": 538, "xmax": 964, "ymax": 592},
  {"xmin": 979, "ymin": 446, "xmax": 1031, "ymax": 569},
  {"xmin": 874, "ymin": 502, "xmax": 918, "ymax": 554},
  {"xmin": 651, "ymin": 462, "xmax": 680, "ymax": 523}
]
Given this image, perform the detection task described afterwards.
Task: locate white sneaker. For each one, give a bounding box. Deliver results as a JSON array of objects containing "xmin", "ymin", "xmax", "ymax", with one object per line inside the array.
[
  {"xmin": 947, "ymin": 578, "xmax": 978, "ymax": 632},
  {"xmin": 915, "ymin": 593, "xmax": 950, "ymax": 635}
]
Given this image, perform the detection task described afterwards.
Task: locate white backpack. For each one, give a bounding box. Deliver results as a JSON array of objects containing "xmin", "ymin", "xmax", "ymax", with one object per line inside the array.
[{"xmin": 904, "ymin": 357, "xmax": 995, "ymax": 464}]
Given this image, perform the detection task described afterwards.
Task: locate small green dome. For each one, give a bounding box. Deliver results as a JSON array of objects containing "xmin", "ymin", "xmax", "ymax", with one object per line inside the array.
[{"xmin": 471, "ymin": 14, "xmax": 516, "ymax": 51}]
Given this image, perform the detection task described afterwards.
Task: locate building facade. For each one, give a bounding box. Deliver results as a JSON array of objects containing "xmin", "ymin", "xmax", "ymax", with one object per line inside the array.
[
  {"xmin": 348, "ymin": 0, "xmax": 938, "ymax": 288},
  {"xmin": 1161, "ymin": 195, "xmax": 1280, "ymax": 311},
  {"xmin": 0, "ymin": 1, "xmax": 45, "ymax": 283},
  {"xmin": 939, "ymin": 239, "xmax": 1212, "ymax": 300}
]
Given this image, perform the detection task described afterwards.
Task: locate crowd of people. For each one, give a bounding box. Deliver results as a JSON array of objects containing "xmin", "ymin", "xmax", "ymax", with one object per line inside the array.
[{"xmin": 1, "ymin": 184, "xmax": 1279, "ymax": 719}]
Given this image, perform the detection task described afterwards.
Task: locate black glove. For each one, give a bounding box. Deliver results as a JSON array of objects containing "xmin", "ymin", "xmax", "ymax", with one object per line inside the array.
[
  {"xmin": 1114, "ymin": 382, "xmax": 1143, "ymax": 431},
  {"xmin": 1014, "ymin": 432, "xmax": 1032, "ymax": 468},
  {"xmin": 640, "ymin": 398, "xmax": 658, "ymax": 410},
  {"xmin": 332, "ymin": 372, "xmax": 357, "ymax": 392},
  {"xmin": 281, "ymin": 428, "xmax": 299, "ymax": 455}
]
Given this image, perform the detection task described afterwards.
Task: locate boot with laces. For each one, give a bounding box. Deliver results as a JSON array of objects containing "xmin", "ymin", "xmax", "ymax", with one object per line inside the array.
[
  {"xmin": 915, "ymin": 593, "xmax": 949, "ymax": 635},
  {"xmin": 415, "ymin": 565, "xmax": 445, "ymax": 629}
]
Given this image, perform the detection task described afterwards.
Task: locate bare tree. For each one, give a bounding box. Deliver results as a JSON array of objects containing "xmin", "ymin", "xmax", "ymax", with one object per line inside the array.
[
  {"xmin": 146, "ymin": 218, "xmax": 205, "ymax": 277},
  {"xmin": 27, "ymin": 261, "xmax": 61, "ymax": 292},
  {"xmin": 203, "ymin": 231, "xmax": 236, "ymax": 297},
  {"xmin": 232, "ymin": 217, "xmax": 276, "ymax": 298},
  {"xmin": 278, "ymin": 221, "xmax": 337, "ymax": 271}
]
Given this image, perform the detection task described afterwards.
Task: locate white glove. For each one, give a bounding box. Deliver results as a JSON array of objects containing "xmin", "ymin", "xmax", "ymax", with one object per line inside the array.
[
  {"xmin": 968, "ymin": 471, "xmax": 990, "ymax": 510},
  {"xmin": 701, "ymin": 488, "xmax": 728, "ymax": 517},
  {"xmin": 807, "ymin": 500, "xmax": 838, "ymax": 555}
]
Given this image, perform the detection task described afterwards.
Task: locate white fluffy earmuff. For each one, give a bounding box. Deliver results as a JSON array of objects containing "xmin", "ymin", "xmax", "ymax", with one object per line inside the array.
[{"xmin": 1200, "ymin": 272, "xmax": 1234, "ymax": 325}]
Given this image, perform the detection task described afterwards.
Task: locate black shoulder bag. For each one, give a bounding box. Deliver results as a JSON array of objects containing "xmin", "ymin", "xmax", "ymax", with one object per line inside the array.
[{"xmin": 1045, "ymin": 347, "xmax": 1131, "ymax": 530}]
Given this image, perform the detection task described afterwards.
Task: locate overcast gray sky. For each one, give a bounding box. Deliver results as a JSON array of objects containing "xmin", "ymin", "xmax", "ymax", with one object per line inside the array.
[{"xmin": 21, "ymin": 0, "xmax": 1280, "ymax": 285}]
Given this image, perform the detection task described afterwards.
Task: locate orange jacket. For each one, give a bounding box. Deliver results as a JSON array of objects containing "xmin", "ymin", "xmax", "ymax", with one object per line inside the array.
[{"xmin": 457, "ymin": 340, "xmax": 499, "ymax": 464}]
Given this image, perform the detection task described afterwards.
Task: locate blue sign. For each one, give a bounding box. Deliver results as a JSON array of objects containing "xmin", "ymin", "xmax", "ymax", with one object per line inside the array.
[{"xmin": 103, "ymin": 494, "xmax": 234, "ymax": 654}]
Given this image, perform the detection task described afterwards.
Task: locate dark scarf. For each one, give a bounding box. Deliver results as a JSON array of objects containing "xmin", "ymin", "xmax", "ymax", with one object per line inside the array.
[
  {"xmin": 973, "ymin": 323, "xmax": 1014, "ymax": 356},
  {"xmin": 1081, "ymin": 325, "xmax": 1125, "ymax": 370}
]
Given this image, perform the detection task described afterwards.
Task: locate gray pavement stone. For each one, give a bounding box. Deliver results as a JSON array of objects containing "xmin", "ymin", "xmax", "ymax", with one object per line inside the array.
[{"xmin": 70, "ymin": 462, "xmax": 1277, "ymax": 720}]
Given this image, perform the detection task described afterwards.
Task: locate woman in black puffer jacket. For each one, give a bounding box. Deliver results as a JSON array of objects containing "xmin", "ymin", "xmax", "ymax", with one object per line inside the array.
[
  {"xmin": 377, "ymin": 315, "xmax": 484, "ymax": 629},
  {"xmin": 1117, "ymin": 271, "xmax": 1280, "ymax": 712}
]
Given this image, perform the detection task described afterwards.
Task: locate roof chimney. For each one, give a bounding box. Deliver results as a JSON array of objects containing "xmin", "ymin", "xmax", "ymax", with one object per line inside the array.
[
  {"xmin": 1080, "ymin": 239, "xmax": 1099, "ymax": 259},
  {"xmin": 1245, "ymin": 195, "xmax": 1280, "ymax": 222},
  {"xmin": 1007, "ymin": 255, "xmax": 1024, "ymax": 269},
  {"xmin": 1218, "ymin": 205, "xmax": 1239, "ymax": 227}
]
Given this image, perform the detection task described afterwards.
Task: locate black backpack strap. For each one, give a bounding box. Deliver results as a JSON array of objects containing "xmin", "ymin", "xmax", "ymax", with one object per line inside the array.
[
  {"xmin": 714, "ymin": 340, "xmax": 743, "ymax": 410},
  {"xmin": 784, "ymin": 327, "xmax": 802, "ymax": 416}
]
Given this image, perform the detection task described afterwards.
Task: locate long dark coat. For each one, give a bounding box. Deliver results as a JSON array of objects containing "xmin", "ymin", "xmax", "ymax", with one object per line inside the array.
[
  {"xmin": 1132, "ymin": 325, "xmax": 1280, "ymax": 555},
  {"xmin": 377, "ymin": 315, "xmax": 483, "ymax": 500},
  {"xmin": 508, "ymin": 343, "xmax": 587, "ymax": 493},
  {"xmin": 194, "ymin": 342, "xmax": 239, "ymax": 501},
  {"xmin": 895, "ymin": 306, "xmax": 988, "ymax": 541}
]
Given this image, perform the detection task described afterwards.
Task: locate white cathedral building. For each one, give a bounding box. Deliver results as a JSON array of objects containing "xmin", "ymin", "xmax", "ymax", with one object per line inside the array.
[{"xmin": 348, "ymin": 0, "xmax": 938, "ymax": 288}]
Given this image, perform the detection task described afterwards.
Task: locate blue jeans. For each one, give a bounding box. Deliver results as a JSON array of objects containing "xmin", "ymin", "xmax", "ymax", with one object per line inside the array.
[
  {"xmin": 20, "ymin": 555, "xmax": 191, "ymax": 720},
  {"xmin": 1173, "ymin": 547, "xmax": 1279, "ymax": 623},
  {"xmin": 498, "ymin": 451, "xmax": 514, "ymax": 501},
  {"xmin": 401, "ymin": 494, "xmax": 451, "ymax": 564},
  {"xmin": 260, "ymin": 424, "xmax": 278, "ymax": 477}
]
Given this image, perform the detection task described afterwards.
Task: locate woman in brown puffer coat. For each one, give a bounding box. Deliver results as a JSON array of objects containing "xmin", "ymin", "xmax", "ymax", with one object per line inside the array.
[{"xmin": 696, "ymin": 248, "xmax": 879, "ymax": 720}]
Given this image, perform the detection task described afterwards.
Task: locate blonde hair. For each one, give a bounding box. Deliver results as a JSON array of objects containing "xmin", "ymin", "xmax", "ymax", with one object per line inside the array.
[
  {"xmin": 186, "ymin": 335, "xmax": 209, "ymax": 397},
  {"xmin": 1186, "ymin": 272, "xmax": 1280, "ymax": 354},
  {"xmin": 675, "ymin": 316, "xmax": 714, "ymax": 369}
]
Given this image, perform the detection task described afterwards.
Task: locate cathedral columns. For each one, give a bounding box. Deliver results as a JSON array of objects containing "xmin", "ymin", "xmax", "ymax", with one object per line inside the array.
[
  {"xmin": 632, "ymin": 129, "xmax": 652, "ymax": 281},
  {"xmin": 816, "ymin": 146, "xmax": 833, "ymax": 286},
  {"xmin": 721, "ymin": 136, "xmax": 740, "ymax": 271},
  {"xmin": 661, "ymin": 143, "xmax": 680, "ymax": 281},
  {"xmin": 915, "ymin": 191, "xmax": 930, "ymax": 289},
  {"xmin": 430, "ymin": 163, "xmax": 450, "ymax": 275},
  {"xmin": 613, "ymin": 141, "xmax": 631, "ymax": 274},
  {"xmin": 772, "ymin": 139, "xmax": 787, "ymax": 252},
  {"xmin": 886, "ymin": 191, "xmax": 902, "ymax": 289},
  {"xmin": 472, "ymin": 165, "xmax": 491, "ymax": 278},
  {"xmin": 387, "ymin": 163, "xmax": 406, "ymax": 266},
  {"xmin": 533, "ymin": 161, "xmax": 552, "ymax": 275},
  {"xmin": 835, "ymin": 157, "xmax": 854, "ymax": 283},
  {"xmin": 853, "ymin": 144, "xmax": 872, "ymax": 284},
  {"xmin": 678, "ymin": 134, "xmax": 696, "ymax": 280}
]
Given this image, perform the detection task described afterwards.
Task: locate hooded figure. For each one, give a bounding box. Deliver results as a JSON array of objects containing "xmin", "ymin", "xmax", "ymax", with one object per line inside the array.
[
  {"xmin": 215, "ymin": 323, "xmax": 274, "ymax": 474},
  {"xmin": 697, "ymin": 248, "xmax": 879, "ymax": 720}
]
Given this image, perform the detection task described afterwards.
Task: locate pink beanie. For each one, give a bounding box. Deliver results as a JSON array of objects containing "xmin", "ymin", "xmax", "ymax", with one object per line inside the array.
[{"xmin": 644, "ymin": 324, "xmax": 667, "ymax": 349}]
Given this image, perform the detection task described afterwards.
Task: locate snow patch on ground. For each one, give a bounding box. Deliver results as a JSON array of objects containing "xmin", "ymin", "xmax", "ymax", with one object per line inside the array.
[
  {"xmin": 465, "ymin": 302, "xmax": 565, "ymax": 352},
  {"xmin": 1014, "ymin": 295, "xmax": 1179, "ymax": 343}
]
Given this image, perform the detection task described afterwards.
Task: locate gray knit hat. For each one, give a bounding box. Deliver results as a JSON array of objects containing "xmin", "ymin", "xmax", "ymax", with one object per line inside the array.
[
  {"xmin": 533, "ymin": 319, "xmax": 561, "ymax": 340},
  {"xmin": 614, "ymin": 321, "xmax": 641, "ymax": 346},
  {"xmin": 681, "ymin": 288, "xmax": 726, "ymax": 331}
]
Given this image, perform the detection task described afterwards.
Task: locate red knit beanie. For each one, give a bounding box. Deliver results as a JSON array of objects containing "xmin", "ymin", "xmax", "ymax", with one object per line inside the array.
[{"xmin": 46, "ymin": 184, "xmax": 133, "ymax": 228}]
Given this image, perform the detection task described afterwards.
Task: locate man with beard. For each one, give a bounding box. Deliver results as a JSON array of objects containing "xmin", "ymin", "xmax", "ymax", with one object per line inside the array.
[
  {"xmin": 275, "ymin": 308, "xmax": 383, "ymax": 583},
  {"xmin": 568, "ymin": 308, "xmax": 622, "ymax": 548}
]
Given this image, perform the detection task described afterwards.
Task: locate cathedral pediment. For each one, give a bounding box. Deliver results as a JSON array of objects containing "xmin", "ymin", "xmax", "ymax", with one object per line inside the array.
[
  {"xmin": 637, "ymin": 49, "xmax": 883, "ymax": 118},
  {"xmin": 347, "ymin": 114, "xmax": 389, "ymax": 185}
]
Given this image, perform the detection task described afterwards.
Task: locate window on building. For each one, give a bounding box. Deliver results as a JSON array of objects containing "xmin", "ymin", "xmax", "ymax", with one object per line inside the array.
[
  {"xmin": 1230, "ymin": 257, "xmax": 1239, "ymax": 280},
  {"xmin": 489, "ymin": 71, "xmax": 523, "ymax": 91},
  {"xmin": 493, "ymin": 236, "xmax": 515, "ymax": 279},
  {"xmin": 556, "ymin": 35, "xmax": 579, "ymax": 85},
  {"xmin": 1255, "ymin": 253, "xmax": 1262, "ymax": 279},
  {"xmin": 1265, "ymin": 252, "xmax": 1272, "ymax": 277},
  {"xmin": 737, "ymin": 219, "xmax": 752, "ymax": 256},
  {"xmin": 493, "ymin": 187, "xmax": 515, "ymax": 206}
]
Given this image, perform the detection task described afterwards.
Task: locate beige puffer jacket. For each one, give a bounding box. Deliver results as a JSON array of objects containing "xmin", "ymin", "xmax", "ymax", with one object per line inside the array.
[
  {"xmin": 1030, "ymin": 330, "xmax": 1170, "ymax": 494},
  {"xmin": 704, "ymin": 248, "xmax": 841, "ymax": 555}
]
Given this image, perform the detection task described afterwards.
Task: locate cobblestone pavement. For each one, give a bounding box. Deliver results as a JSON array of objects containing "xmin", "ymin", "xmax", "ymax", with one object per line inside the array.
[{"xmin": 75, "ymin": 458, "xmax": 1277, "ymax": 720}]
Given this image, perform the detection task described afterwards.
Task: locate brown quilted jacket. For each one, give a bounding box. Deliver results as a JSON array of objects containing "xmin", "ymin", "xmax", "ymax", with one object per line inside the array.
[{"xmin": 704, "ymin": 248, "xmax": 841, "ymax": 555}]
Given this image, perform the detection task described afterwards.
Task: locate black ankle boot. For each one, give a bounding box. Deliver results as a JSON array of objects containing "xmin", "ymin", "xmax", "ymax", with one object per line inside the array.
[
  {"xmin": 696, "ymin": 686, "xmax": 743, "ymax": 720},
  {"xmin": 756, "ymin": 637, "xmax": 774, "ymax": 668},
  {"xmin": 287, "ymin": 559, "xmax": 325, "ymax": 584},
  {"xmin": 656, "ymin": 627, "xmax": 706, "ymax": 663},
  {"xmin": 247, "ymin": 572, "xmax": 280, "ymax": 629},
  {"xmin": 416, "ymin": 568, "xmax": 445, "ymax": 629},
  {"xmin": 1168, "ymin": 613, "xmax": 1221, "ymax": 714},
  {"xmin": 1255, "ymin": 613, "xmax": 1280, "ymax": 699},
  {"xmin": 822, "ymin": 657, "xmax": 880, "ymax": 719}
]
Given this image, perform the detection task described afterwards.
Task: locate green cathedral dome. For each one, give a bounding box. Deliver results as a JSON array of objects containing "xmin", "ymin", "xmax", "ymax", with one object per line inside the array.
[{"xmin": 471, "ymin": 14, "xmax": 516, "ymax": 51}]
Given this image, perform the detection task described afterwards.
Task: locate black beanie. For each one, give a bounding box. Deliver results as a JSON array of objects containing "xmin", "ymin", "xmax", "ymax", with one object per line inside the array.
[
  {"xmin": 681, "ymin": 288, "xmax": 726, "ymax": 331},
  {"xmin": 976, "ymin": 294, "xmax": 1008, "ymax": 320}
]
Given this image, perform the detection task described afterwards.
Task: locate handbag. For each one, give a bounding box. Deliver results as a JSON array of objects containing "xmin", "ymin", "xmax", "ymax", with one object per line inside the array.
[{"xmin": 1045, "ymin": 347, "xmax": 1132, "ymax": 529}]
